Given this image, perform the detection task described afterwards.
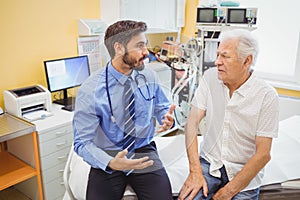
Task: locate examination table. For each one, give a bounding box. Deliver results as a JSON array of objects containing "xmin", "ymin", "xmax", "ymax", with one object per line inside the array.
[{"xmin": 63, "ymin": 115, "xmax": 300, "ymax": 200}]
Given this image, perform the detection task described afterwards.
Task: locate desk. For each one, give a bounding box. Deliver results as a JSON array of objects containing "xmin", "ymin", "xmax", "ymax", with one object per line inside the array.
[{"xmin": 0, "ymin": 113, "xmax": 43, "ymax": 199}]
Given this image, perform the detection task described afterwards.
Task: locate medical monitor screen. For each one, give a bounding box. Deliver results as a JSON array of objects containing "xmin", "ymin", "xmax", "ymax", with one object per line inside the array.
[
  {"xmin": 197, "ymin": 8, "xmax": 217, "ymax": 23},
  {"xmin": 44, "ymin": 55, "xmax": 90, "ymax": 105},
  {"xmin": 228, "ymin": 9, "xmax": 246, "ymax": 23}
]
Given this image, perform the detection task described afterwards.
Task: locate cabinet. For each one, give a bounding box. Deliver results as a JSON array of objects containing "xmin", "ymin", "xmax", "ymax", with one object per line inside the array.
[
  {"xmin": 0, "ymin": 113, "xmax": 43, "ymax": 199},
  {"xmin": 33, "ymin": 104, "xmax": 73, "ymax": 200},
  {"xmin": 100, "ymin": 0, "xmax": 179, "ymax": 33}
]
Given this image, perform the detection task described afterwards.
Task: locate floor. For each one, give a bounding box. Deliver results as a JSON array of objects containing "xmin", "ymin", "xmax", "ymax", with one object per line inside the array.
[{"xmin": 0, "ymin": 187, "xmax": 30, "ymax": 200}]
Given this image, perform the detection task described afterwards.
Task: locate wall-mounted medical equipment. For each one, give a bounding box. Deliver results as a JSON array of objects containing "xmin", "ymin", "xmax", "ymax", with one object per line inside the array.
[
  {"xmin": 164, "ymin": 5, "xmax": 258, "ymax": 128},
  {"xmin": 196, "ymin": 5, "xmax": 258, "ymax": 73},
  {"xmin": 196, "ymin": 7, "xmax": 225, "ymax": 25},
  {"xmin": 3, "ymin": 84, "xmax": 52, "ymax": 120},
  {"xmin": 157, "ymin": 38, "xmax": 201, "ymax": 128},
  {"xmin": 196, "ymin": 6, "xmax": 257, "ymax": 26},
  {"xmin": 227, "ymin": 7, "xmax": 257, "ymax": 24}
]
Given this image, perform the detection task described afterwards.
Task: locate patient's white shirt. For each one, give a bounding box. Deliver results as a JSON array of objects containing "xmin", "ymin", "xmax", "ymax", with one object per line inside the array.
[{"xmin": 191, "ymin": 67, "xmax": 279, "ymax": 191}]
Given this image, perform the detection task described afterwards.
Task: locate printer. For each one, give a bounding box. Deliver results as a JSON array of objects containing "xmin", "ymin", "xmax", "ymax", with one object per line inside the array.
[{"xmin": 3, "ymin": 84, "xmax": 52, "ymax": 120}]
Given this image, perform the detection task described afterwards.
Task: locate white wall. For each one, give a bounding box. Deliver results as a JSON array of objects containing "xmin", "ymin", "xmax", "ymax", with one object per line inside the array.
[
  {"xmin": 279, "ymin": 96, "xmax": 300, "ymax": 120},
  {"xmin": 239, "ymin": 0, "xmax": 300, "ymax": 84}
]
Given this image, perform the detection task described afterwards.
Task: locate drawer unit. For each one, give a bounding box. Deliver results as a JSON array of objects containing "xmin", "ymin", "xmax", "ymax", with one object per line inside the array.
[
  {"xmin": 39, "ymin": 125, "xmax": 73, "ymax": 143},
  {"xmin": 39, "ymin": 125, "xmax": 72, "ymax": 200},
  {"xmin": 40, "ymin": 147, "xmax": 70, "ymax": 171},
  {"xmin": 34, "ymin": 104, "xmax": 74, "ymax": 200},
  {"xmin": 39, "ymin": 133, "xmax": 73, "ymax": 157},
  {"xmin": 42, "ymin": 162, "xmax": 66, "ymax": 184},
  {"xmin": 43, "ymin": 177, "xmax": 66, "ymax": 200}
]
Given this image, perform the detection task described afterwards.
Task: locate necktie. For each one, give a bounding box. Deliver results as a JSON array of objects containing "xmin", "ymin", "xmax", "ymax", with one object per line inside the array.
[{"xmin": 123, "ymin": 78, "xmax": 136, "ymax": 160}]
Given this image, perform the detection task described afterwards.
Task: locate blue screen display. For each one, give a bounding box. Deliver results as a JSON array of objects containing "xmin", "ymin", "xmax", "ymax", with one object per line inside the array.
[{"xmin": 44, "ymin": 55, "xmax": 90, "ymax": 92}]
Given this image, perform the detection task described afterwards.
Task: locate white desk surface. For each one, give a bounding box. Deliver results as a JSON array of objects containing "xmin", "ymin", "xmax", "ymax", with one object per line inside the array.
[{"xmin": 33, "ymin": 104, "xmax": 74, "ymax": 133}]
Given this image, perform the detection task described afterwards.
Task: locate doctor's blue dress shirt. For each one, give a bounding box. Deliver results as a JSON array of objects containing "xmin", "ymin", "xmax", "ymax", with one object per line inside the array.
[{"xmin": 73, "ymin": 62, "xmax": 172, "ymax": 173}]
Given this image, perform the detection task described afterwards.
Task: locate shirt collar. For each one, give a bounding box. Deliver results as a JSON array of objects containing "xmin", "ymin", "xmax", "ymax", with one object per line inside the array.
[
  {"xmin": 219, "ymin": 69, "xmax": 256, "ymax": 97},
  {"xmin": 107, "ymin": 61, "xmax": 134, "ymax": 85},
  {"xmin": 235, "ymin": 69, "xmax": 255, "ymax": 97}
]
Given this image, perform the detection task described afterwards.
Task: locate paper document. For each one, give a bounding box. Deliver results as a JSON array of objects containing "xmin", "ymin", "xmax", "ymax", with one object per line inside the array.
[{"xmin": 23, "ymin": 110, "xmax": 52, "ymax": 121}]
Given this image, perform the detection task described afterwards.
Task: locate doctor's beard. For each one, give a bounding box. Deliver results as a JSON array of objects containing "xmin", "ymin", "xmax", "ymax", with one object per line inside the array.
[{"xmin": 122, "ymin": 52, "xmax": 146, "ymax": 71}]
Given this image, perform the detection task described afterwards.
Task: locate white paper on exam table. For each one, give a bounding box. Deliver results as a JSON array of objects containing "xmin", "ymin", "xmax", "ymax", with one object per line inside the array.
[
  {"xmin": 262, "ymin": 115, "xmax": 300, "ymax": 186},
  {"xmin": 23, "ymin": 110, "xmax": 52, "ymax": 121}
]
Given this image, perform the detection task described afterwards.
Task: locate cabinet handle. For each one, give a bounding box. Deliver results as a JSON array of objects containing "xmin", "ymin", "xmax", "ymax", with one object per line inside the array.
[
  {"xmin": 55, "ymin": 130, "xmax": 66, "ymax": 136},
  {"xmin": 56, "ymin": 142, "xmax": 67, "ymax": 147},
  {"xmin": 57, "ymin": 155, "xmax": 67, "ymax": 160},
  {"xmin": 59, "ymin": 169, "xmax": 64, "ymax": 173}
]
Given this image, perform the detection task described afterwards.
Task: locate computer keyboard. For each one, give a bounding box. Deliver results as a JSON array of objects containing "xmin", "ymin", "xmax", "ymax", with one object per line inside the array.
[{"xmin": 62, "ymin": 104, "xmax": 75, "ymax": 111}]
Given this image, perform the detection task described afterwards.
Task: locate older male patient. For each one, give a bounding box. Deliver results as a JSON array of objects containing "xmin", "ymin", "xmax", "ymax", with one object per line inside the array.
[{"xmin": 179, "ymin": 29, "xmax": 279, "ymax": 200}]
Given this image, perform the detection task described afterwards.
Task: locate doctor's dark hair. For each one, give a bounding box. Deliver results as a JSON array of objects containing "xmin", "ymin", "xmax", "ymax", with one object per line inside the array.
[{"xmin": 104, "ymin": 20, "xmax": 148, "ymax": 58}]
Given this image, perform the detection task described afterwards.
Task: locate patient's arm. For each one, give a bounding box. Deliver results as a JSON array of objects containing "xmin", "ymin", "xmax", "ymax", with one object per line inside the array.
[
  {"xmin": 212, "ymin": 136, "xmax": 273, "ymax": 200},
  {"xmin": 179, "ymin": 106, "xmax": 207, "ymax": 200}
]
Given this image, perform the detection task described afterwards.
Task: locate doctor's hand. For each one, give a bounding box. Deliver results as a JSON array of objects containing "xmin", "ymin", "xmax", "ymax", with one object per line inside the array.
[
  {"xmin": 156, "ymin": 104, "xmax": 176, "ymax": 133},
  {"xmin": 108, "ymin": 149, "xmax": 153, "ymax": 171}
]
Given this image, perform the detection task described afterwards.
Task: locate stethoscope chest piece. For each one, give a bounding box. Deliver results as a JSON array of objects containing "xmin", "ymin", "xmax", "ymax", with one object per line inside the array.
[{"xmin": 110, "ymin": 115, "xmax": 116, "ymax": 123}]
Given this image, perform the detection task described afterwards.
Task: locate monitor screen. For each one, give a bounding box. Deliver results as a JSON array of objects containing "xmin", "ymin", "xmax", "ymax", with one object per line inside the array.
[
  {"xmin": 197, "ymin": 8, "xmax": 217, "ymax": 23},
  {"xmin": 44, "ymin": 55, "xmax": 90, "ymax": 106},
  {"xmin": 228, "ymin": 9, "xmax": 246, "ymax": 23}
]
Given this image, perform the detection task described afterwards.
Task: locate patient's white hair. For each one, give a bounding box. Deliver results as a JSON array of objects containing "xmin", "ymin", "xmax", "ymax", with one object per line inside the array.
[{"xmin": 219, "ymin": 29, "xmax": 259, "ymax": 66}]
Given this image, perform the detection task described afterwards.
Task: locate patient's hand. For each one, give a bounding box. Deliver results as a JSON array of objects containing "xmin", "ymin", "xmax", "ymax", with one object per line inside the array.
[
  {"xmin": 178, "ymin": 172, "xmax": 208, "ymax": 200},
  {"xmin": 108, "ymin": 149, "xmax": 154, "ymax": 171}
]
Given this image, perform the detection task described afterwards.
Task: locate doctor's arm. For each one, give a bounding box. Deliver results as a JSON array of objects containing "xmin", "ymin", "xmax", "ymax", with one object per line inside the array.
[{"xmin": 178, "ymin": 106, "xmax": 208, "ymax": 200}]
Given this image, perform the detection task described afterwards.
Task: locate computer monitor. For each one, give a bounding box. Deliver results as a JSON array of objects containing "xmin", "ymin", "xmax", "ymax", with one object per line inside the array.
[{"xmin": 44, "ymin": 55, "xmax": 90, "ymax": 106}]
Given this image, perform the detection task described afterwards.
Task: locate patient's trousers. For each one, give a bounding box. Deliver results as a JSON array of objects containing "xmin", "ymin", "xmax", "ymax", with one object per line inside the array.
[
  {"xmin": 86, "ymin": 142, "xmax": 173, "ymax": 200},
  {"xmin": 189, "ymin": 158, "xmax": 260, "ymax": 200}
]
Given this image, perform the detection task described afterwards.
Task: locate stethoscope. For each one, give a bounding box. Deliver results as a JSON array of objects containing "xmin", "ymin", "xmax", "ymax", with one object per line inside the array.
[{"xmin": 105, "ymin": 63, "xmax": 155, "ymax": 123}]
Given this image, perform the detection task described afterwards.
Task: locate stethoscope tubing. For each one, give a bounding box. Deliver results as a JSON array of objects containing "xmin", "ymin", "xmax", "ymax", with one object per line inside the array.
[{"xmin": 105, "ymin": 62, "xmax": 154, "ymax": 123}]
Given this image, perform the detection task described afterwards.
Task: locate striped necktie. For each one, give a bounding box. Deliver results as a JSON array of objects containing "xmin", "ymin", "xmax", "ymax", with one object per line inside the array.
[{"xmin": 123, "ymin": 78, "xmax": 136, "ymax": 161}]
